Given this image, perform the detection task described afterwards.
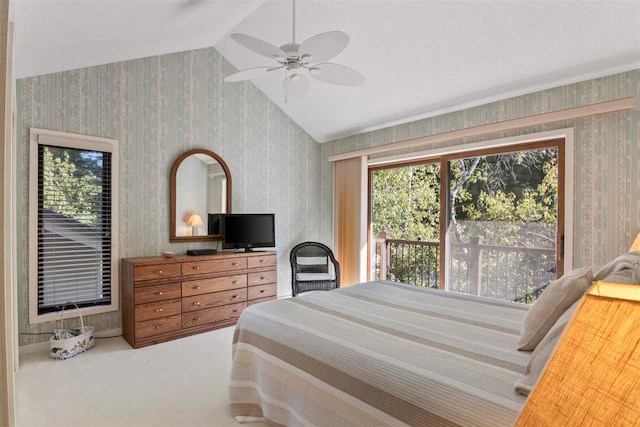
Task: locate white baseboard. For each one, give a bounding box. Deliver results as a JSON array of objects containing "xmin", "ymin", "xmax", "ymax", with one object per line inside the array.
[
  {"xmin": 19, "ymin": 328, "xmax": 123, "ymax": 357},
  {"xmin": 94, "ymin": 328, "xmax": 123, "ymax": 338}
]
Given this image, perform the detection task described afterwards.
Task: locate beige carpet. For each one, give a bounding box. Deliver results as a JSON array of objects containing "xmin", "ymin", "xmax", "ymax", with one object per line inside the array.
[{"xmin": 16, "ymin": 326, "xmax": 264, "ymax": 427}]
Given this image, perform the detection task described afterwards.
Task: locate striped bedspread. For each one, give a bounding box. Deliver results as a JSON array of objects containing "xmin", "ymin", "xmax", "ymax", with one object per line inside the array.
[{"xmin": 230, "ymin": 280, "xmax": 530, "ymax": 426}]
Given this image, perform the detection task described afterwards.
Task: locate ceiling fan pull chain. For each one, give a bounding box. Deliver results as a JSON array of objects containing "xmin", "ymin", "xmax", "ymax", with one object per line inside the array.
[{"xmin": 284, "ymin": 69, "xmax": 289, "ymax": 104}]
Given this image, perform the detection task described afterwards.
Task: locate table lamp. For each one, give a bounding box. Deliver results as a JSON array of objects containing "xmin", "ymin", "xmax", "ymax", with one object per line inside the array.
[
  {"xmin": 187, "ymin": 214, "xmax": 204, "ymax": 236},
  {"xmin": 515, "ymin": 280, "xmax": 640, "ymax": 426}
]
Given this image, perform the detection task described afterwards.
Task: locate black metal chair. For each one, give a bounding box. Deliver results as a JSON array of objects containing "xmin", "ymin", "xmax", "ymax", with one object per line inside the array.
[{"xmin": 290, "ymin": 242, "xmax": 340, "ymax": 297}]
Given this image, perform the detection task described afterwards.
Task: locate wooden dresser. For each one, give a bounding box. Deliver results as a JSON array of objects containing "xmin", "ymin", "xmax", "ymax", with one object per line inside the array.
[{"xmin": 121, "ymin": 251, "xmax": 277, "ymax": 348}]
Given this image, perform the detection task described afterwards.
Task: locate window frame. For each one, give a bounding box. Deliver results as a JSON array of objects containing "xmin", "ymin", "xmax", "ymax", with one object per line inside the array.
[
  {"xmin": 29, "ymin": 128, "xmax": 119, "ymax": 324},
  {"xmin": 368, "ymin": 128, "xmax": 575, "ymax": 291},
  {"xmin": 440, "ymin": 138, "xmax": 565, "ymax": 291}
]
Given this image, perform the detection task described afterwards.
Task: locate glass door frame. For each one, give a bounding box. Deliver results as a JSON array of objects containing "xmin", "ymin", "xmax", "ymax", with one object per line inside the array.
[{"xmin": 367, "ymin": 137, "xmax": 566, "ymax": 291}]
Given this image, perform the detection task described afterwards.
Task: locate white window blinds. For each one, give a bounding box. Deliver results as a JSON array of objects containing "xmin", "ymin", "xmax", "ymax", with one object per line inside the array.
[
  {"xmin": 37, "ymin": 143, "xmax": 112, "ymax": 313},
  {"xmin": 29, "ymin": 129, "xmax": 119, "ymax": 322}
]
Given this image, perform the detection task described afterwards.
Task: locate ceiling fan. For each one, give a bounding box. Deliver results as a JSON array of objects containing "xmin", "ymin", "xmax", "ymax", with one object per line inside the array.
[{"xmin": 224, "ymin": 0, "xmax": 365, "ymax": 103}]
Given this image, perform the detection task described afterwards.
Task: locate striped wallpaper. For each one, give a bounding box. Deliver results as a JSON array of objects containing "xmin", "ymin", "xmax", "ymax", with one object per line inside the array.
[
  {"xmin": 320, "ymin": 69, "xmax": 640, "ymax": 271},
  {"xmin": 16, "ymin": 46, "xmax": 321, "ymax": 345}
]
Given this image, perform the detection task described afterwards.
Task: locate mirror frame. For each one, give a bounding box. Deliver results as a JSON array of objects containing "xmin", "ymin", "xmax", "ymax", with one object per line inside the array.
[{"xmin": 170, "ymin": 148, "xmax": 232, "ymax": 242}]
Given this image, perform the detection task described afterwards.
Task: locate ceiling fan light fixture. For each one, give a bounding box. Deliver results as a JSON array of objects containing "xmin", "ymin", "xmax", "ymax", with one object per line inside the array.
[{"xmin": 290, "ymin": 74, "xmax": 302, "ymax": 82}]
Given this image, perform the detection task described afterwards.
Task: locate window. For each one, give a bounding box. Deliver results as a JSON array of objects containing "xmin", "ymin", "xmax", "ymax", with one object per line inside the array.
[
  {"xmin": 370, "ymin": 137, "xmax": 566, "ymax": 304},
  {"xmin": 370, "ymin": 160, "xmax": 441, "ymax": 287},
  {"xmin": 443, "ymin": 142, "xmax": 563, "ymax": 302},
  {"xmin": 29, "ymin": 129, "xmax": 119, "ymax": 323}
]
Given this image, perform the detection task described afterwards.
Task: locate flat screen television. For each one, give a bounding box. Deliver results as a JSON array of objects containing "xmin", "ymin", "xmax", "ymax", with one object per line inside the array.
[{"xmin": 222, "ymin": 214, "xmax": 275, "ymax": 252}]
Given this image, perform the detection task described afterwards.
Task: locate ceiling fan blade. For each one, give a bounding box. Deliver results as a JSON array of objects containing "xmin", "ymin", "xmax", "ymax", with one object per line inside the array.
[
  {"xmin": 299, "ymin": 31, "xmax": 349, "ymax": 63},
  {"xmin": 224, "ymin": 66, "xmax": 282, "ymax": 82},
  {"xmin": 282, "ymin": 73, "xmax": 309, "ymax": 103},
  {"xmin": 230, "ymin": 33, "xmax": 287, "ymax": 61},
  {"xmin": 309, "ymin": 63, "xmax": 365, "ymax": 86}
]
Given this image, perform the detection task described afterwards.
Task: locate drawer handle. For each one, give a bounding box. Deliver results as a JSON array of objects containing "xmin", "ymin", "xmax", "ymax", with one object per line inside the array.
[
  {"xmin": 232, "ymin": 309, "xmax": 238, "ymax": 313},
  {"xmin": 193, "ymin": 266, "xmax": 200, "ymax": 270},
  {"xmin": 231, "ymin": 262, "xmax": 239, "ymax": 266},
  {"xmin": 232, "ymin": 280, "xmax": 239, "ymax": 284},
  {"xmin": 194, "ymin": 317, "xmax": 201, "ymax": 321},
  {"xmin": 155, "ymin": 291, "xmax": 164, "ymax": 296},
  {"xmin": 260, "ymin": 276, "xmax": 266, "ymax": 280},
  {"xmin": 259, "ymin": 259, "xmax": 266, "ymax": 263},
  {"xmin": 192, "ymin": 302, "xmax": 201, "ymax": 306},
  {"xmin": 232, "ymin": 295, "xmax": 238, "ymax": 299},
  {"xmin": 154, "ymin": 270, "xmax": 163, "ymax": 274},
  {"xmin": 155, "ymin": 308, "xmax": 163, "ymax": 312},
  {"xmin": 193, "ymin": 285, "xmax": 201, "ymax": 290},
  {"xmin": 260, "ymin": 290, "xmax": 266, "ymax": 293},
  {"xmin": 154, "ymin": 325, "xmax": 165, "ymax": 330}
]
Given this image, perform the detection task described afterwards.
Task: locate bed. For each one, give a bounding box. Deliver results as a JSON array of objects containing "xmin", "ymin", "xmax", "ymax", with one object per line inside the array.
[{"xmin": 229, "ymin": 280, "xmax": 531, "ymax": 426}]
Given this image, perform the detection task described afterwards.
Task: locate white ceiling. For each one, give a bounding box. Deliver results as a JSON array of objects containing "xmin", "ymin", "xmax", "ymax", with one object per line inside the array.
[
  {"xmin": 13, "ymin": 0, "xmax": 265, "ymax": 77},
  {"xmin": 13, "ymin": 0, "xmax": 640, "ymax": 143}
]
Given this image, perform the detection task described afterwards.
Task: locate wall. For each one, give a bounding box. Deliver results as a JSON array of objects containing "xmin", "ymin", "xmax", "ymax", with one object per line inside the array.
[
  {"xmin": 16, "ymin": 46, "xmax": 322, "ymax": 345},
  {"xmin": 0, "ymin": 0, "xmax": 9, "ymax": 422},
  {"xmin": 321, "ymin": 69, "xmax": 640, "ymax": 271}
]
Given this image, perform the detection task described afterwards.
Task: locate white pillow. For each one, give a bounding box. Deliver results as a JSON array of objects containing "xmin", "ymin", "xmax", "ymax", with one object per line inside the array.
[
  {"xmin": 602, "ymin": 268, "xmax": 635, "ymax": 284},
  {"xmin": 514, "ymin": 299, "xmax": 580, "ymax": 396},
  {"xmin": 517, "ymin": 267, "xmax": 592, "ymax": 351}
]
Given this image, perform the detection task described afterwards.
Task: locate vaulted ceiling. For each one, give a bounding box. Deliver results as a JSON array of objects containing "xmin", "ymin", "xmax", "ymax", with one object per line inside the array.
[{"xmin": 13, "ymin": 0, "xmax": 640, "ymax": 143}]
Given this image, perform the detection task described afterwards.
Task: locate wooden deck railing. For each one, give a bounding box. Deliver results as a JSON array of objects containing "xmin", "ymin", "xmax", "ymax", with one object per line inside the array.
[{"xmin": 373, "ymin": 235, "xmax": 556, "ymax": 303}]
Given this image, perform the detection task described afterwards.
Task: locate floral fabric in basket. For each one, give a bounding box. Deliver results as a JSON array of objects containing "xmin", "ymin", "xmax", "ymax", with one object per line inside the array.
[{"xmin": 49, "ymin": 304, "xmax": 95, "ymax": 360}]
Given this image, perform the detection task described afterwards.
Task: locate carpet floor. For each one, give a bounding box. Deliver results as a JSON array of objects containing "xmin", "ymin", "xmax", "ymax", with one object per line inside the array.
[{"xmin": 16, "ymin": 326, "xmax": 263, "ymax": 427}]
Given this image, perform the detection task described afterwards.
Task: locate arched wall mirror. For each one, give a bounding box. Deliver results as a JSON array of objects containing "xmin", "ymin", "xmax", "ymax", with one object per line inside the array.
[{"xmin": 170, "ymin": 149, "xmax": 232, "ymax": 242}]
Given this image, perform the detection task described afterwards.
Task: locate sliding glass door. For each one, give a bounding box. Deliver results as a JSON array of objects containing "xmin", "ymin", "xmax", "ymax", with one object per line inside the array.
[
  {"xmin": 369, "ymin": 138, "xmax": 564, "ymax": 303},
  {"xmin": 444, "ymin": 142, "xmax": 563, "ymax": 302},
  {"xmin": 370, "ymin": 161, "xmax": 441, "ymax": 287}
]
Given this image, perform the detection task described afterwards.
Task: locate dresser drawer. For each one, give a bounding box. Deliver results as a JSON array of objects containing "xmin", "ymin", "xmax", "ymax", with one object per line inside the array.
[
  {"xmin": 248, "ymin": 255, "xmax": 277, "ymax": 269},
  {"xmin": 135, "ymin": 299, "xmax": 182, "ymax": 322},
  {"xmin": 248, "ymin": 296, "xmax": 277, "ymax": 306},
  {"xmin": 135, "ymin": 283, "xmax": 181, "ymax": 304},
  {"xmin": 182, "ymin": 289, "xmax": 247, "ymax": 312},
  {"xmin": 248, "ymin": 283, "xmax": 277, "ymax": 300},
  {"xmin": 182, "ymin": 302, "xmax": 247, "ymax": 328},
  {"xmin": 182, "ymin": 257, "xmax": 248, "ymax": 276},
  {"xmin": 134, "ymin": 263, "xmax": 181, "ymax": 282},
  {"xmin": 182, "ymin": 274, "xmax": 247, "ymax": 297},
  {"xmin": 248, "ymin": 270, "xmax": 277, "ymax": 286},
  {"xmin": 135, "ymin": 314, "xmax": 182, "ymax": 340}
]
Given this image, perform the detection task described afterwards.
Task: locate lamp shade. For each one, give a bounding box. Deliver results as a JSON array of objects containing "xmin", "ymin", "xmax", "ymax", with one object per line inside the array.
[
  {"xmin": 187, "ymin": 214, "xmax": 204, "ymax": 227},
  {"xmin": 515, "ymin": 281, "xmax": 640, "ymax": 426}
]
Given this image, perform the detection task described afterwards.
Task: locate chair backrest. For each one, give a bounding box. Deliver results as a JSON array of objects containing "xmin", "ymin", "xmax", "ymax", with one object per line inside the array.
[{"xmin": 290, "ymin": 242, "xmax": 335, "ymax": 274}]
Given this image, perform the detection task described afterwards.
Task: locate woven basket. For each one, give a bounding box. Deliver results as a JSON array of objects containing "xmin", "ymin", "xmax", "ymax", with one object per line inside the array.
[{"xmin": 49, "ymin": 303, "xmax": 95, "ymax": 360}]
